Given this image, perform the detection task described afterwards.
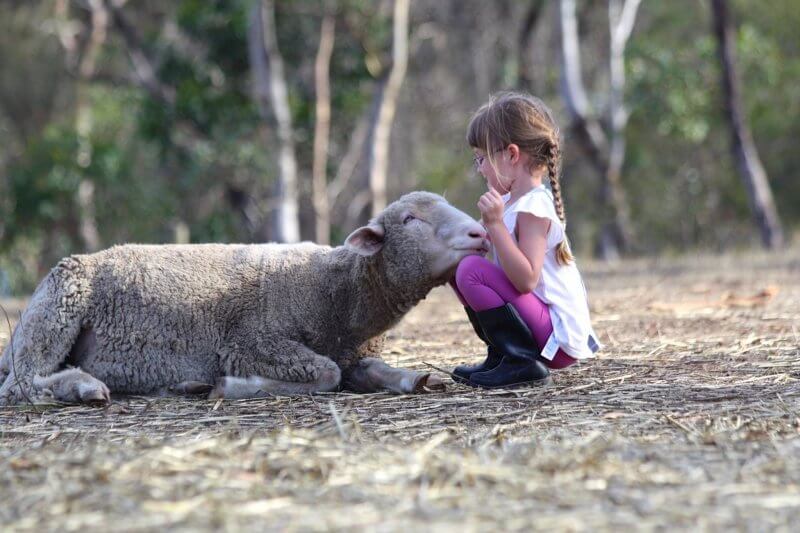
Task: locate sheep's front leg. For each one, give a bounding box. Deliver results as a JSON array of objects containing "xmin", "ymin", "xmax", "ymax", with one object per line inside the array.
[
  {"xmin": 343, "ymin": 358, "xmax": 445, "ymax": 394},
  {"xmin": 211, "ymin": 337, "xmax": 341, "ymax": 399}
]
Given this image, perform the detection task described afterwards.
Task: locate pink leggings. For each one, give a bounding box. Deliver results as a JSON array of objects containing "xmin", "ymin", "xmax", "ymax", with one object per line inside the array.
[{"xmin": 451, "ymin": 255, "xmax": 576, "ymax": 370}]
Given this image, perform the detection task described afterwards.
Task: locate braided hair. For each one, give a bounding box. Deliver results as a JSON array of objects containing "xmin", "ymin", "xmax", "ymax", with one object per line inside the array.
[{"xmin": 546, "ymin": 136, "xmax": 574, "ymax": 265}]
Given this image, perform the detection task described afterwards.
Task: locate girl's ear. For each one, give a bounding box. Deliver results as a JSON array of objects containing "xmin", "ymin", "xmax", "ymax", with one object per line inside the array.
[
  {"xmin": 345, "ymin": 222, "xmax": 385, "ymax": 256},
  {"xmin": 507, "ymin": 143, "xmax": 521, "ymax": 164}
]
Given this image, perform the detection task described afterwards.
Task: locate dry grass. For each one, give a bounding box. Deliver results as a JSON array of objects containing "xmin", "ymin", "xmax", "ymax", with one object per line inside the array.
[{"xmin": 1, "ymin": 249, "xmax": 799, "ymax": 531}]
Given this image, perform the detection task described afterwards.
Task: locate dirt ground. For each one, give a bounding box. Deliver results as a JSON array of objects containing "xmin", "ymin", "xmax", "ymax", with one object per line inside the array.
[{"xmin": 1, "ymin": 249, "xmax": 799, "ymax": 531}]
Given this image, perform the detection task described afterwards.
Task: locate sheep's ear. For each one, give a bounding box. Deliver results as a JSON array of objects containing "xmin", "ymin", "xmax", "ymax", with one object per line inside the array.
[{"xmin": 345, "ymin": 223, "xmax": 385, "ymax": 256}]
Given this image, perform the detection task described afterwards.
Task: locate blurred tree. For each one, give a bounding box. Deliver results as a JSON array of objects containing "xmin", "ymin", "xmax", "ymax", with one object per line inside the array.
[
  {"xmin": 311, "ymin": 4, "xmax": 335, "ymax": 244},
  {"xmin": 516, "ymin": 0, "xmax": 546, "ymax": 89},
  {"xmin": 558, "ymin": 0, "xmax": 640, "ymax": 260},
  {"xmin": 54, "ymin": 0, "xmax": 107, "ymax": 253},
  {"xmin": 711, "ymin": 0, "xmax": 783, "ymax": 249},
  {"xmin": 249, "ymin": 0, "xmax": 300, "ymax": 243},
  {"xmin": 368, "ymin": 0, "xmax": 410, "ymax": 216}
]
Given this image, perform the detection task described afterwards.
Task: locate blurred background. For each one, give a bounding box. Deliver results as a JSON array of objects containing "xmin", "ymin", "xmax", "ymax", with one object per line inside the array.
[{"xmin": 0, "ymin": 0, "xmax": 797, "ymax": 295}]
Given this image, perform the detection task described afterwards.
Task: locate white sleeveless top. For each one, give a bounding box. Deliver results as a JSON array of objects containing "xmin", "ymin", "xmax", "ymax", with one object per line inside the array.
[{"xmin": 496, "ymin": 186, "xmax": 601, "ymax": 360}]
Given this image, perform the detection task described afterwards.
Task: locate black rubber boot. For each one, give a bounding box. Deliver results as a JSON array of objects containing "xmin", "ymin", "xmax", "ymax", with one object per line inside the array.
[
  {"xmin": 465, "ymin": 306, "xmax": 489, "ymax": 344},
  {"xmin": 452, "ymin": 307, "xmax": 502, "ymax": 383},
  {"xmin": 452, "ymin": 347, "xmax": 502, "ymax": 383},
  {"xmin": 469, "ymin": 304, "xmax": 550, "ymax": 388}
]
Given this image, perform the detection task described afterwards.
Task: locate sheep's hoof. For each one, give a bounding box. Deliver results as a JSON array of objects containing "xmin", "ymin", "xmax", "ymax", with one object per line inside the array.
[
  {"xmin": 413, "ymin": 372, "xmax": 446, "ymax": 393},
  {"xmin": 79, "ymin": 382, "xmax": 111, "ymax": 407},
  {"xmin": 170, "ymin": 381, "xmax": 214, "ymax": 395}
]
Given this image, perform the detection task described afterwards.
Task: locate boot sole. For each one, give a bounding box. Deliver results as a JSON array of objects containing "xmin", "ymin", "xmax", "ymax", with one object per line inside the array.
[
  {"xmin": 468, "ymin": 374, "xmax": 552, "ymax": 389},
  {"xmin": 452, "ymin": 368, "xmax": 502, "ymax": 385}
]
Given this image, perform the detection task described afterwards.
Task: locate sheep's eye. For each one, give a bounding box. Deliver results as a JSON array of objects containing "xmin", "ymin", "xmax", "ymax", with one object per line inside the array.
[{"xmin": 403, "ymin": 214, "xmax": 416, "ymax": 225}]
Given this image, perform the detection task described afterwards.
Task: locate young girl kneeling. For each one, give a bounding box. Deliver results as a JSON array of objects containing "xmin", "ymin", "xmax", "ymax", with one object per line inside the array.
[{"xmin": 451, "ymin": 92, "xmax": 601, "ymax": 388}]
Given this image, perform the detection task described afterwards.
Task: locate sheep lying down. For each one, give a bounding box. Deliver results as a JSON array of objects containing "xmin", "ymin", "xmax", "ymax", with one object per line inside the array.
[{"xmin": 0, "ymin": 192, "xmax": 489, "ymax": 405}]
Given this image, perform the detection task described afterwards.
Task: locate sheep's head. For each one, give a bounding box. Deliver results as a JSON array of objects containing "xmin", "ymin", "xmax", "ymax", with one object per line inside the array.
[{"xmin": 345, "ymin": 192, "xmax": 489, "ymax": 286}]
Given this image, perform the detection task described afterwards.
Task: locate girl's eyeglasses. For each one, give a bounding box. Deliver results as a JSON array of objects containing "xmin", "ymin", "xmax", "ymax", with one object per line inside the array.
[{"xmin": 472, "ymin": 147, "xmax": 506, "ymax": 169}]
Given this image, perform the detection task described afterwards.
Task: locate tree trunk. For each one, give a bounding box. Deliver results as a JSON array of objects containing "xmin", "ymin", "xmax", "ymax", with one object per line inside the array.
[
  {"xmin": 76, "ymin": 0, "xmax": 107, "ymax": 252},
  {"xmin": 516, "ymin": 0, "xmax": 545, "ymax": 88},
  {"xmin": 368, "ymin": 0, "xmax": 410, "ymax": 217},
  {"xmin": 711, "ymin": 0, "xmax": 783, "ymax": 249},
  {"xmin": 603, "ymin": 0, "xmax": 640, "ymax": 258},
  {"xmin": 312, "ymin": 12, "xmax": 335, "ymax": 244},
  {"xmin": 55, "ymin": 0, "xmax": 104, "ymax": 253},
  {"xmin": 558, "ymin": 0, "xmax": 638, "ymax": 260},
  {"xmin": 248, "ymin": 0, "xmax": 300, "ymax": 243}
]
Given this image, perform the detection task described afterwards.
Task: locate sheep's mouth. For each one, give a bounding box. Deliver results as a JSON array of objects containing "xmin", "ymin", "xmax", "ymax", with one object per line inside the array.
[{"xmin": 455, "ymin": 246, "xmax": 489, "ymax": 255}]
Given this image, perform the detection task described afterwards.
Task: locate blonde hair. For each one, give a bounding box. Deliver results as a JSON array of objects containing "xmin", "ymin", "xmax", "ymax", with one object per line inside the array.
[{"xmin": 467, "ymin": 91, "xmax": 574, "ymax": 265}]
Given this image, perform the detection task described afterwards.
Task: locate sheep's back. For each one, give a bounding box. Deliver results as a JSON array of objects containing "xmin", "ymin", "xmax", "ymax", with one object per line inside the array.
[{"xmin": 80, "ymin": 242, "xmax": 341, "ymax": 332}]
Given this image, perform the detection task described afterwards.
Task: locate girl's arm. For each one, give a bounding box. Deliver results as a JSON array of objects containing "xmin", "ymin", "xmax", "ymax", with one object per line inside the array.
[{"xmin": 486, "ymin": 213, "xmax": 549, "ymax": 294}]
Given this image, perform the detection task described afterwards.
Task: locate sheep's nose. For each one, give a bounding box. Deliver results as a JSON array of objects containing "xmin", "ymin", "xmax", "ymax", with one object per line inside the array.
[{"xmin": 469, "ymin": 227, "xmax": 487, "ymax": 239}]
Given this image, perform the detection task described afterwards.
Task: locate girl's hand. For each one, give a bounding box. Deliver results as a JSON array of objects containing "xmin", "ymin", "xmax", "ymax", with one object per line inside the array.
[
  {"xmin": 477, "ymin": 218, "xmax": 492, "ymax": 243},
  {"xmin": 477, "ymin": 188, "xmax": 505, "ymax": 227}
]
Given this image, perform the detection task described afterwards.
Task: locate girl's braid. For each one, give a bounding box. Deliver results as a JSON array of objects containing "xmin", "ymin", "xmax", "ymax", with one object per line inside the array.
[
  {"xmin": 548, "ymin": 137, "xmax": 574, "ymax": 265},
  {"xmin": 547, "ymin": 140, "xmax": 566, "ymax": 226}
]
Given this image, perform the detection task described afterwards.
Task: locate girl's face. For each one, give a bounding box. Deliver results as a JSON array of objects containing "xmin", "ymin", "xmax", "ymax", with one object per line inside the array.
[{"xmin": 473, "ymin": 147, "xmax": 511, "ymax": 193}]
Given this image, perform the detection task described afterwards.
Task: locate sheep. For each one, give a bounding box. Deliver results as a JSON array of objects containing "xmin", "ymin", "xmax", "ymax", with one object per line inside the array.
[{"xmin": 0, "ymin": 191, "xmax": 489, "ymax": 405}]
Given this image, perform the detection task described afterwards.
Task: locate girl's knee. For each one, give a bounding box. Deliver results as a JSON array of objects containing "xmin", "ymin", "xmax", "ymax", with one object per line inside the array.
[{"xmin": 454, "ymin": 255, "xmax": 491, "ymax": 288}]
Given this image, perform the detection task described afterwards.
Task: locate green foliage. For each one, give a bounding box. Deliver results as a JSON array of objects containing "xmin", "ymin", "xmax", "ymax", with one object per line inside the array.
[
  {"xmin": 621, "ymin": 0, "xmax": 799, "ymax": 252},
  {"xmin": 5, "ymin": 88, "xmax": 170, "ymax": 247}
]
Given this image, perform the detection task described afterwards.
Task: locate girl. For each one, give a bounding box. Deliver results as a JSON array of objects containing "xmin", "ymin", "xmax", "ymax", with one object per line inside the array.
[{"xmin": 451, "ymin": 92, "xmax": 601, "ymax": 388}]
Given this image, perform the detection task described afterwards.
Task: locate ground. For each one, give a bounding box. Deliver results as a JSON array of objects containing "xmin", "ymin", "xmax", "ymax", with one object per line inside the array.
[{"xmin": 1, "ymin": 249, "xmax": 799, "ymax": 531}]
